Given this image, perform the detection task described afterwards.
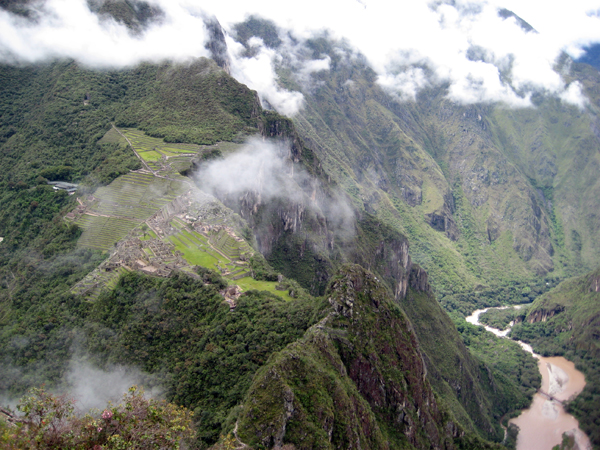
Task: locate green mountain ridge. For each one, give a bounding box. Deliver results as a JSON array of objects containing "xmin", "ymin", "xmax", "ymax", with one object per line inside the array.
[
  {"xmin": 1, "ymin": 11, "xmax": 600, "ymax": 448},
  {"xmin": 249, "ymin": 29, "xmax": 600, "ymax": 295},
  {"xmin": 237, "ymin": 264, "xmax": 502, "ymax": 449},
  {"xmin": 0, "ymin": 57, "xmax": 541, "ymax": 448}
]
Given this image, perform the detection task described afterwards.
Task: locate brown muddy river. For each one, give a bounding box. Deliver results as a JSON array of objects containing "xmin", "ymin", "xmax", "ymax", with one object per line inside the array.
[{"xmin": 466, "ymin": 307, "xmax": 592, "ymax": 450}]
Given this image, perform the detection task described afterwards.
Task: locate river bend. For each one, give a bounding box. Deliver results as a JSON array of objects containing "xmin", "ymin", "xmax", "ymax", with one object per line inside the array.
[{"xmin": 465, "ymin": 307, "xmax": 592, "ymax": 450}]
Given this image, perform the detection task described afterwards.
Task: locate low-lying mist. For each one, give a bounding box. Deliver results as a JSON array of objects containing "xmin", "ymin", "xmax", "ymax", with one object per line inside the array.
[
  {"xmin": 66, "ymin": 359, "xmax": 162, "ymax": 412},
  {"xmin": 0, "ymin": 356, "xmax": 162, "ymax": 414},
  {"xmin": 194, "ymin": 137, "xmax": 355, "ymax": 237}
]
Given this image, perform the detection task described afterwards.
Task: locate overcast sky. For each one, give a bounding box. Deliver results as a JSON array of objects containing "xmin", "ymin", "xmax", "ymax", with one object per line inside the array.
[{"xmin": 1, "ymin": 0, "xmax": 600, "ymax": 112}]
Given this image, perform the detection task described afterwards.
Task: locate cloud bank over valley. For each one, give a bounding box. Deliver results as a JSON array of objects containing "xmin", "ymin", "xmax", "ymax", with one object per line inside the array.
[{"xmin": 2, "ymin": 0, "xmax": 600, "ymax": 112}]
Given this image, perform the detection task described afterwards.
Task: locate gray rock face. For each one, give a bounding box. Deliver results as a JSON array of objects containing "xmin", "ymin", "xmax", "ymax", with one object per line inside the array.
[{"xmin": 203, "ymin": 17, "xmax": 231, "ymax": 74}]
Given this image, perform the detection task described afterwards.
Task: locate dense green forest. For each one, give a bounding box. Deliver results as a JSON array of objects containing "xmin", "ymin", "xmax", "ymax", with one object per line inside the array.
[
  {"xmin": 1, "ymin": 8, "xmax": 600, "ymax": 447},
  {"xmin": 478, "ymin": 306, "xmax": 530, "ymax": 330}
]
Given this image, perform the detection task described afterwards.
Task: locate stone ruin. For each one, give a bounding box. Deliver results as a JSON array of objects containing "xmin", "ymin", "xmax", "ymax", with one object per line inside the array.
[
  {"xmin": 110, "ymin": 237, "xmax": 186, "ymax": 277},
  {"xmin": 71, "ymin": 186, "xmax": 256, "ymax": 306},
  {"xmin": 220, "ymin": 285, "xmax": 242, "ymax": 310}
]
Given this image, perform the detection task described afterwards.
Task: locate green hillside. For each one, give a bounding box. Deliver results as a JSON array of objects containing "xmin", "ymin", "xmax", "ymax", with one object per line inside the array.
[
  {"xmin": 0, "ymin": 55, "xmax": 548, "ymax": 449},
  {"xmin": 2, "ymin": 12, "xmax": 600, "ymax": 448},
  {"xmin": 235, "ymin": 265, "xmax": 526, "ymax": 449},
  {"xmin": 228, "ymin": 30, "xmax": 600, "ymax": 298}
]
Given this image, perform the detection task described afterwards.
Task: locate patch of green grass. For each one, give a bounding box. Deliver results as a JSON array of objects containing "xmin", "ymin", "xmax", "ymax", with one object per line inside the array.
[
  {"xmin": 160, "ymin": 150, "xmax": 182, "ymax": 158},
  {"xmin": 140, "ymin": 229, "xmax": 157, "ymax": 240},
  {"xmin": 97, "ymin": 127, "xmax": 125, "ymax": 145},
  {"xmin": 163, "ymin": 147, "xmax": 197, "ymax": 154},
  {"xmin": 235, "ymin": 277, "xmax": 291, "ymax": 301},
  {"xmin": 181, "ymin": 229, "xmax": 208, "ymax": 244},
  {"xmin": 170, "ymin": 218, "xmax": 188, "ymax": 229},
  {"xmin": 420, "ymin": 178, "xmax": 444, "ymax": 215},
  {"xmin": 169, "ymin": 235, "xmax": 219, "ymax": 268},
  {"xmin": 138, "ymin": 150, "xmax": 163, "ymax": 162}
]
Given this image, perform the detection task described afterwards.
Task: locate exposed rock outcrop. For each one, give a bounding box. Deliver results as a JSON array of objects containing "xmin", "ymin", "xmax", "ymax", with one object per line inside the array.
[
  {"xmin": 237, "ymin": 265, "xmax": 474, "ymax": 449},
  {"xmin": 589, "ymin": 271, "xmax": 600, "ymax": 293},
  {"xmin": 527, "ymin": 305, "xmax": 565, "ymax": 323},
  {"xmin": 409, "ymin": 264, "xmax": 430, "ymax": 292},
  {"xmin": 425, "ymin": 209, "xmax": 459, "ymax": 241}
]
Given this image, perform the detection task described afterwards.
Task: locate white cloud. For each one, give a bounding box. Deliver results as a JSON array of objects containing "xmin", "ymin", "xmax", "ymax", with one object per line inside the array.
[
  {"xmin": 66, "ymin": 361, "xmax": 161, "ymax": 412},
  {"xmin": 1, "ymin": 0, "xmax": 599, "ymax": 109},
  {"xmin": 0, "ymin": 0, "xmax": 212, "ymax": 67},
  {"xmin": 297, "ymin": 55, "xmax": 331, "ymax": 84},
  {"xmin": 560, "ymin": 81, "xmax": 587, "ymax": 107},
  {"xmin": 195, "ymin": 138, "xmax": 295, "ymax": 200},
  {"xmin": 195, "ymin": 137, "xmax": 356, "ymax": 234},
  {"xmin": 378, "ymin": 66, "xmax": 429, "ymax": 101},
  {"xmin": 226, "ymin": 36, "xmax": 305, "ymax": 116}
]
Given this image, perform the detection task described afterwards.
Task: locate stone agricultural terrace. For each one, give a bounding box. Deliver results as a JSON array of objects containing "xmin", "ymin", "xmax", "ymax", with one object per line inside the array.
[{"xmin": 71, "ymin": 127, "xmax": 288, "ymax": 302}]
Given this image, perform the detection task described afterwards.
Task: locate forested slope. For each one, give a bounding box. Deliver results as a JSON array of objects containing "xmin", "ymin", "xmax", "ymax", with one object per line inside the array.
[
  {"xmin": 223, "ymin": 21, "xmax": 600, "ymax": 297},
  {"xmin": 0, "ymin": 56, "xmax": 544, "ymax": 449}
]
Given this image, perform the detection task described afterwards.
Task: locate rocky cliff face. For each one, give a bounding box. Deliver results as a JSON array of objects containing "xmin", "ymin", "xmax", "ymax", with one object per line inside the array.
[
  {"xmin": 527, "ymin": 306, "xmax": 565, "ymax": 323},
  {"xmin": 399, "ymin": 284, "xmax": 507, "ymax": 441},
  {"xmin": 209, "ymin": 111, "xmax": 423, "ymax": 297},
  {"xmin": 204, "ymin": 112, "xmax": 337, "ymax": 294},
  {"xmin": 236, "ymin": 265, "xmax": 495, "ymax": 449},
  {"xmin": 88, "ymin": 0, "xmax": 166, "ymax": 35},
  {"xmin": 203, "ymin": 17, "xmax": 231, "ymax": 74}
]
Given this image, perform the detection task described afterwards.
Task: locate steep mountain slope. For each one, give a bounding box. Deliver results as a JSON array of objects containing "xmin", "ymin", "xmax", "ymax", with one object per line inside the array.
[
  {"xmin": 398, "ymin": 277, "xmax": 536, "ymax": 442},
  {"xmin": 0, "ymin": 53, "xmax": 547, "ymax": 449},
  {"xmin": 222, "ymin": 23, "xmax": 600, "ymax": 295},
  {"xmin": 279, "ymin": 38, "xmax": 554, "ymax": 291},
  {"xmin": 236, "ymin": 264, "xmax": 504, "ymax": 450}
]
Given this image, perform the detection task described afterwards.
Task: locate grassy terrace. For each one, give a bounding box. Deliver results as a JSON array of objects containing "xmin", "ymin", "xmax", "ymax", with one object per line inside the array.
[
  {"xmin": 168, "ymin": 222, "xmax": 224, "ymax": 267},
  {"xmin": 169, "ymin": 234, "xmax": 220, "ymax": 269},
  {"xmin": 236, "ymin": 277, "xmax": 292, "ymax": 301},
  {"xmin": 164, "ymin": 219, "xmax": 291, "ymax": 300},
  {"xmin": 120, "ymin": 128, "xmax": 200, "ymax": 159},
  {"xmin": 208, "ymin": 228, "xmax": 253, "ymax": 261},
  {"xmin": 137, "ymin": 150, "xmax": 163, "ymax": 162},
  {"xmin": 76, "ymin": 216, "xmax": 138, "ymax": 250},
  {"xmin": 141, "ymin": 229, "xmax": 158, "ymax": 240},
  {"xmin": 117, "ymin": 127, "xmax": 245, "ymax": 169},
  {"xmin": 74, "ymin": 171, "xmax": 188, "ymax": 250}
]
